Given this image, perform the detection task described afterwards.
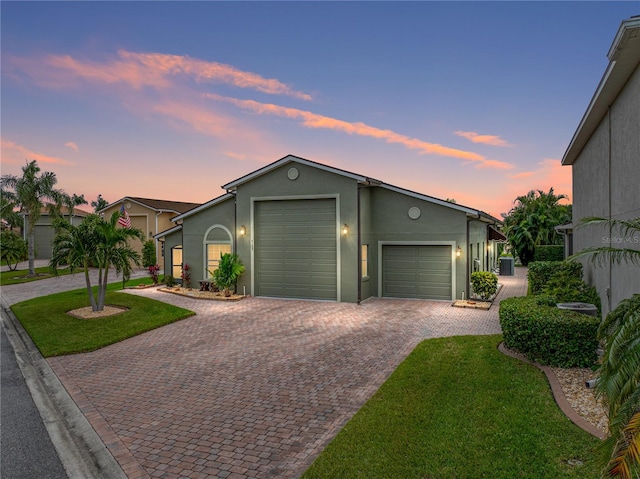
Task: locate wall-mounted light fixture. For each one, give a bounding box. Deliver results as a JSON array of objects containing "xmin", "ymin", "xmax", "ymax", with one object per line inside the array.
[
  {"xmin": 239, "ymin": 225, "xmax": 247, "ymax": 236},
  {"xmin": 342, "ymin": 224, "xmax": 349, "ymax": 236},
  {"xmin": 456, "ymin": 246, "xmax": 462, "ymax": 258}
]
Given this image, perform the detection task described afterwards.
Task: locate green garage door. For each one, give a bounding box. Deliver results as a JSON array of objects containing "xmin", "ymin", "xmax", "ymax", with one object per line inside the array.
[
  {"xmin": 382, "ymin": 245, "xmax": 452, "ymax": 300},
  {"xmin": 255, "ymin": 199, "xmax": 337, "ymax": 300}
]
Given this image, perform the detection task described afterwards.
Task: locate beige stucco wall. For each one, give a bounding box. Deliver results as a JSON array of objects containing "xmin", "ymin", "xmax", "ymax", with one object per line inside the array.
[{"xmin": 572, "ymin": 63, "xmax": 640, "ymax": 315}]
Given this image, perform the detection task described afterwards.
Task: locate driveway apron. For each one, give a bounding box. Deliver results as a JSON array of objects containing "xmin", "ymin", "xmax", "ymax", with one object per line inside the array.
[{"xmin": 47, "ymin": 269, "xmax": 527, "ymax": 479}]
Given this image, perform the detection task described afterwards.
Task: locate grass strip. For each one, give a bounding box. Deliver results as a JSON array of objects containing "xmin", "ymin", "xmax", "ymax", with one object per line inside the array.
[
  {"xmin": 1, "ymin": 266, "xmax": 73, "ymax": 285},
  {"xmin": 302, "ymin": 335, "xmax": 601, "ymax": 479},
  {"xmin": 11, "ymin": 281, "xmax": 194, "ymax": 357}
]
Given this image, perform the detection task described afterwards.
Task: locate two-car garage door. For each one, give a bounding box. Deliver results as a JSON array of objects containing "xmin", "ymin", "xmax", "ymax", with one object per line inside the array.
[
  {"xmin": 382, "ymin": 245, "xmax": 452, "ymax": 300},
  {"xmin": 254, "ymin": 199, "xmax": 337, "ymax": 300}
]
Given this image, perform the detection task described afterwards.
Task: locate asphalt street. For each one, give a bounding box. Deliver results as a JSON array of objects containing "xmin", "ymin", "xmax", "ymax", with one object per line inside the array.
[{"xmin": 1, "ymin": 323, "xmax": 68, "ymax": 479}]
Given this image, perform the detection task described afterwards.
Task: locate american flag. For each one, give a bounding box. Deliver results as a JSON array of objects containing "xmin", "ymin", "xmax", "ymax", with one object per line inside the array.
[{"xmin": 118, "ymin": 204, "xmax": 131, "ymax": 228}]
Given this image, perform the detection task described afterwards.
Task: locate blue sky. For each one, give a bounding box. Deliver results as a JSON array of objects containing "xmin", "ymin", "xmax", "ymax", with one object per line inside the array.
[{"xmin": 2, "ymin": 1, "xmax": 638, "ymax": 217}]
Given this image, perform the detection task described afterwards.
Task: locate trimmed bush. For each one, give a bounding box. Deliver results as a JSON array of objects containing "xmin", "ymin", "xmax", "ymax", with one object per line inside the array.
[
  {"xmin": 543, "ymin": 269, "xmax": 601, "ymax": 315},
  {"xmin": 499, "ymin": 296, "xmax": 599, "ymax": 367},
  {"xmin": 142, "ymin": 240, "xmax": 157, "ymax": 268},
  {"xmin": 533, "ymin": 245, "xmax": 564, "ymax": 262},
  {"xmin": 471, "ymin": 271, "xmax": 498, "ymax": 300},
  {"xmin": 527, "ymin": 261, "xmax": 582, "ymax": 295}
]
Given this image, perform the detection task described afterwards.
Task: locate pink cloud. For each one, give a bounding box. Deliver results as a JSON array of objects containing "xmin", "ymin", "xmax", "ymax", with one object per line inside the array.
[
  {"xmin": 9, "ymin": 50, "xmax": 311, "ymax": 100},
  {"xmin": 455, "ymin": 131, "xmax": 513, "ymax": 147},
  {"xmin": 509, "ymin": 171, "xmax": 535, "ymax": 179},
  {"xmin": 206, "ymin": 94, "xmax": 514, "ymax": 169},
  {"xmin": 1, "ymin": 139, "xmax": 72, "ymax": 166},
  {"xmin": 65, "ymin": 141, "xmax": 79, "ymax": 152}
]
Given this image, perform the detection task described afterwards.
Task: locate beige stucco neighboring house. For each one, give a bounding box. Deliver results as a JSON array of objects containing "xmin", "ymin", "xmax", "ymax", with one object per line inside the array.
[
  {"xmin": 100, "ymin": 197, "xmax": 201, "ymax": 267},
  {"xmin": 562, "ymin": 16, "xmax": 640, "ymax": 315}
]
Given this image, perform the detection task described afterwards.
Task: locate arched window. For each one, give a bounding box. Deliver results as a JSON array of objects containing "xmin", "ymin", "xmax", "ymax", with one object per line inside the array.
[{"xmin": 203, "ymin": 225, "xmax": 232, "ymax": 278}]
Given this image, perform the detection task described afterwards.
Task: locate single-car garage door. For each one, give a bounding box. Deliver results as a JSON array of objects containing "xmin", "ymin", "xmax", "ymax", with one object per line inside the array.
[
  {"xmin": 382, "ymin": 245, "xmax": 452, "ymax": 300},
  {"xmin": 255, "ymin": 199, "xmax": 337, "ymax": 300}
]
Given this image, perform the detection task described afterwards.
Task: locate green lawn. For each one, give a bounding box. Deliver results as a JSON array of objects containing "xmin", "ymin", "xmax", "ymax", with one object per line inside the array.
[
  {"xmin": 302, "ymin": 335, "xmax": 601, "ymax": 479},
  {"xmin": 0, "ymin": 266, "xmax": 73, "ymax": 285},
  {"xmin": 11, "ymin": 280, "xmax": 194, "ymax": 357}
]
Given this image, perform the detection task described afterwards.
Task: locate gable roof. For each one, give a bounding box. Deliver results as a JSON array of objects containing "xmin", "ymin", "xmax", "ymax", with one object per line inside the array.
[
  {"xmin": 222, "ymin": 154, "xmax": 374, "ymax": 190},
  {"xmin": 221, "ymin": 154, "xmax": 501, "ymax": 225},
  {"xmin": 100, "ymin": 196, "xmax": 201, "ymax": 215},
  {"xmin": 171, "ymin": 193, "xmax": 235, "ymax": 222},
  {"xmin": 562, "ymin": 16, "xmax": 640, "ymax": 166},
  {"xmin": 154, "ymin": 224, "xmax": 182, "ymax": 240}
]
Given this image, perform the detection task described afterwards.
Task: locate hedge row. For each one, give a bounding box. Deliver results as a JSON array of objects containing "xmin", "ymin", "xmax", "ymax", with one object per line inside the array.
[
  {"xmin": 527, "ymin": 261, "xmax": 582, "ymax": 295},
  {"xmin": 533, "ymin": 245, "xmax": 564, "ymax": 262},
  {"xmin": 499, "ymin": 296, "xmax": 599, "ymax": 367}
]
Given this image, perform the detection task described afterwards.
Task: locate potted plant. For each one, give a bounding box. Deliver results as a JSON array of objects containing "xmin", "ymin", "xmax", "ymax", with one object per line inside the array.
[{"xmin": 212, "ymin": 253, "xmax": 245, "ymax": 297}]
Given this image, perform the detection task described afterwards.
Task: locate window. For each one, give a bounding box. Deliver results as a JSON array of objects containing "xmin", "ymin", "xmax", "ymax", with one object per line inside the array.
[
  {"xmin": 361, "ymin": 244, "xmax": 368, "ymax": 278},
  {"xmin": 171, "ymin": 246, "xmax": 182, "ymax": 279},
  {"xmin": 206, "ymin": 243, "xmax": 232, "ymax": 276},
  {"xmin": 204, "ymin": 225, "xmax": 233, "ymax": 279}
]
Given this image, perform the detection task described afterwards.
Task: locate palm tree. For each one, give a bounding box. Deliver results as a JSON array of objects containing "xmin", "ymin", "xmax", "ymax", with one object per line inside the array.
[
  {"xmin": 1, "ymin": 160, "xmax": 62, "ymax": 276},
  {"xmin": 502, "ymin": 188, "xmax": 571, "ymax": 266},
  {"xmin": 569, "ymin": 216, "xmax": 640, "ymax": 479},
  {"xmin": 50, "ymin": 212, "xmax": 143, "ymax": 311}
]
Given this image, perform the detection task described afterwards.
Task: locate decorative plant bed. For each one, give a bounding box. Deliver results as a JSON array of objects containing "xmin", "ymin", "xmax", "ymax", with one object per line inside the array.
[
  {"xmin": 158, "ymin": 286, "xmax": 244, "ymax": 301},
  {"xmin": 452, "ymin": 299, "xmax": 491, "ymax": 310},
  {"xmin": 126, "ymin": 283, "xmax": 160, "ymax": 290}
]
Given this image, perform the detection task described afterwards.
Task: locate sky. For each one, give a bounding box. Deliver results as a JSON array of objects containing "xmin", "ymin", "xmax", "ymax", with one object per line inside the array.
[{"xmin": 2, "ymin": 1, "xmax": 638, "ymax": 218}]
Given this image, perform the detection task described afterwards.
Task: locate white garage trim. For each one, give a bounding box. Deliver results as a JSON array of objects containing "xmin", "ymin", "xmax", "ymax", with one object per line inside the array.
[
  {"xmin": 250, "ymin": 194, "xmax": 341, "ymax": 301},
  {"xmin": 377, "ymin": 241, "xmax": 457, "ymax": 301}
]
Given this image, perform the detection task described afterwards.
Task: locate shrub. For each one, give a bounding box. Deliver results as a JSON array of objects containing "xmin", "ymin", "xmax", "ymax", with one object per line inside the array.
[
  {"xmin": 533, "ymin": 245, "xmax": 564, "ymax": 262},
  {"xmin": 181, "ymin": 263, "xmax": 191, "ymax": 289},
  {"xmin": 499, "ymin": 296, "xmax": 599, "ymax": 367},
  {"xmin": 470, "ymin": 271, "xmax": 498, "ymax": 300},
  {"xmin": 0, "ymin": 230, "xmax": 27, "ymax": 270},
  {"xmin": 542, "ymin": 269, "xmax": 601, "ymax": 315},
  {"xmin": 527, "ymin": 261, "xmax": 582, "ymax": 295},
  {"xmin": 212, "ymin": 253, "xmax": 245, "ymax": 297},
  {"xmin": 165, "ymin": 274, "xmax": 176, "ymax": 287},
  {"xmin": 142, "ymin": 240, "xmax": 156, "ymax": 268},
  {"xmin": 147, "ymin": 264, "xmax": 160, "ymax": 284}
]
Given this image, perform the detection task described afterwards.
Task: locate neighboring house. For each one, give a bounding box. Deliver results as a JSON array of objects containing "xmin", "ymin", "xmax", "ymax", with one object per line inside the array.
[
  {"xmin": 562, "ymin": 16, "xmax": 640, "ymax": 315},
  {"xmin": 22, "ymin": 206, "xmax": 91, "ymax": 259},
  {"xmin": 100, "ymin": 197, "xmax": 201, "ymax": 267},
  {"xmin": 157, "ymin": 155, "xmax": 505, "ymax": 303}
]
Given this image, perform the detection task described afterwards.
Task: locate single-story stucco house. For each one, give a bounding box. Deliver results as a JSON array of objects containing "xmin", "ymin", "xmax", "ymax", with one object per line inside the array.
[
  {"xmin": 156, "ymin": 155, "xmax": 505, "ymax": 303},
  {"xmin": 100, "ymin": 197, "xmax": 200, "ymax": 265},
  {"xmin": 561, "ymin": 16, "xmax": 640, "ymax": 316}
]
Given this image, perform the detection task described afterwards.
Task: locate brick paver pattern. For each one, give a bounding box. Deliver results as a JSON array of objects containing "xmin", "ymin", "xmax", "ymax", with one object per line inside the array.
[{"xmin": 46, "ymin": 268, "xmax": 527, "ymax": 479}]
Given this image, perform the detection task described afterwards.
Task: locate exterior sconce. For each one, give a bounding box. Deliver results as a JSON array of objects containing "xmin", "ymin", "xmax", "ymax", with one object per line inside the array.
[
  {"xmin": 456, "ymin": 246, "xmax": 462, "ymax": 259},
  {"xmin": 239, "ymin": 225, "xmax": 247, "ymax": 236},
  {"xmin": 341, "ymin": 224, "xmax": 349, "ymax": 236}
]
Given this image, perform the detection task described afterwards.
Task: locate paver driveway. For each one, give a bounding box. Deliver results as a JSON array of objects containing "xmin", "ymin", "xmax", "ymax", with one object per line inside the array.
[{"xmin": 48, "ymin": 271, "xmax": 526, "ymax": 479}]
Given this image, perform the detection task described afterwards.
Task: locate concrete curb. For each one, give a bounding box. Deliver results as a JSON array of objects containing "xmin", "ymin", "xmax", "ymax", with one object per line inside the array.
[
  {"xmin": 0, "ymin": 297, "xmax": 127, "ymax": 479},
  {"xmin": 498, "ymin": 342, "xmax": 606, "ymax": 440}
]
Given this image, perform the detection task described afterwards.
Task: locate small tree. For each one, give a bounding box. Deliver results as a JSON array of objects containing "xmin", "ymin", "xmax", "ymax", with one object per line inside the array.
[
  {"xmin": 212, "ymin": 253, "xmax": 245, "ymax": 297},
  {"xmin": 50, "ymin": 212, "xmax": 143, "ymax": 311},
  {"xmin": 91, "ymin": 194, "xmax": 109, "ymax": 213},
  {"xmin": 142, "ymin": 240, "xmax": 157, "ymax": 268},
  {"xmin": 0, "ymin": 230, "xmax": 27, "ymax": 271},
  {"xmin": 1, "ymin": 160, "xmax": 63, "ymax": 276}
]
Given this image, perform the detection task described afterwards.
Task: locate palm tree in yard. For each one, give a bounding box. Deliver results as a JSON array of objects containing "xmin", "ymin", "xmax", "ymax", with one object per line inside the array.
[
  {"xmin": 50, "ymin": 212, "xmax": 143, "ymax": 312},
  {"xmin": 569, "ymin": 216, "xmax": 640, "ymax": 479},
  {"xmin": 502, "ymin": 188, "xmax": 571, "ymax": 266},
  {"xmin": 1, "ymin": 160, "xmax": 62, "ymax": 276}
]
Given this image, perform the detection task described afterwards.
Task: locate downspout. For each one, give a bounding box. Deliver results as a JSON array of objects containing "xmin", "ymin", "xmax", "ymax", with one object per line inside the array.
[
  {"xmin": 607, "ymin": 106, "xmax": 612, "ymax": 311},
  {"xmin": 357, "ymin": 185, "xmax": 362, "ymax": 304},
  {"xmin": 155, "ymin": 211, "xmax": 162, "ymax": 267}
]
